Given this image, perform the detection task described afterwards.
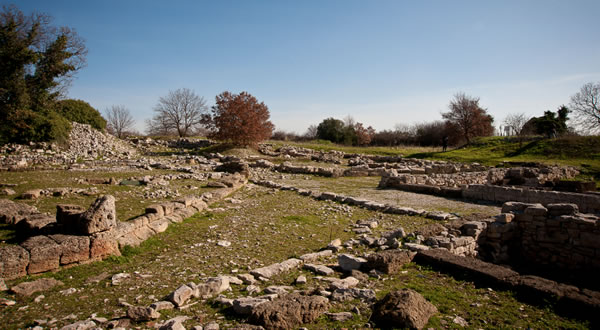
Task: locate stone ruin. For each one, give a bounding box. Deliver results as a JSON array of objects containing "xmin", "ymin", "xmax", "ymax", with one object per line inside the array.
[
  {"xmin": 0, "ymin": 173, "xmax": 247, "ymax": 280},
  {"xmin": 1, "ymin": 141, "xmax": 600, "ymax": 328}
]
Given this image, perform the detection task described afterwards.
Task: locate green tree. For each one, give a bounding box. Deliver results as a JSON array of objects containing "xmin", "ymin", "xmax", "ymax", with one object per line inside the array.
[
  {"xmin": 0, "ymin": 5, "xmax": 87, "ymax": 143},
  {"xmin": 56, "ymin": 99, "xmax": 106, "ymax": 130},
  {"xmin": 526, "ymin": 106, "xmax": 570, "ymax": 137}
]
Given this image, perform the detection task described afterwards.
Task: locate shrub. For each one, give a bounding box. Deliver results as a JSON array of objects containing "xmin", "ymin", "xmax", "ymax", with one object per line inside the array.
[{"xmin": 56, "ymin": 99, "xmax": 107, "ymax": 130}]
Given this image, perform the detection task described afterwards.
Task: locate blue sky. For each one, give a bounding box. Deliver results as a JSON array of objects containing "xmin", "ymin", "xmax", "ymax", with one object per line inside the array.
[{"xmin": 14, "ymin": 0, "xmax": 600, "ymax": 134}]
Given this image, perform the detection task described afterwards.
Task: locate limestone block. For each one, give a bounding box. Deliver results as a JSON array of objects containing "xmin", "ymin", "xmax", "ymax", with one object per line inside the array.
[
  {"xmin": 21, "ymin": 235, "xmax": 61, "ymax": 274},
  {"xmin": 0, "ymin": 245, "xmax": 29, "ymax": 280},
  {"xmin": 90, "ymin": 229, "xmax": 120, "ymax": 259},
  {"xmin": 79, "ymin": 195, "xmax": 117, "ymax": 234},
  {"xmin": 49, "ymin": 234, "xmax": 90, "ymax": 265}
]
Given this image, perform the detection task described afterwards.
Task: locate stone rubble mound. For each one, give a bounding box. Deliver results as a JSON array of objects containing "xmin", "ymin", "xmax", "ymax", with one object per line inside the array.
[{"xmin": 67, "ymin": 122, "xmax": 137, "ymax": 159}]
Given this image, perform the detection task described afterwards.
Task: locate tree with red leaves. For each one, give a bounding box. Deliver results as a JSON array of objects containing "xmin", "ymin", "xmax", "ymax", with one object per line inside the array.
[
  {"xmin": 442, "ymin": 92, "xmax": 494, "ymax": 145},
  {"xmin": 203, "ymin": 91, "xmax": 274, "ymax": 147},
  {"xmin": 354, "ymin": 122, "xmax": 376, "ymax": 146}
]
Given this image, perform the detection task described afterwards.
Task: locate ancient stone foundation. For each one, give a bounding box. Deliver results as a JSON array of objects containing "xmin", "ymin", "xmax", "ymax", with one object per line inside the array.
[
  {"xmin": 463, "ymin": 184, "xmax": 600, "ymax": 214},
  {"xmin": 0, "ymin": 174, "xmax": 247, "ymax": 280},
  {"xmin": 479, "ymin": 202, "xmax": 600, "ymax": 271}
]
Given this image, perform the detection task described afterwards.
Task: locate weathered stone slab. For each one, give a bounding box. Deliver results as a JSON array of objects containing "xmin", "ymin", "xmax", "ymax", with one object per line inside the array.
[
  {"xmin": 248, "ymin": 293, "xmax": 329, "ymax": 329},
  {"xmin": 0, "ymin": 245, "xmax": 29, "ymax": 280},
  {"xmin": 366, "ymin": 250, "xmax": 416, "ymax": 274},
  {"xmin": 90, "ymin": 229, "xmax": 120, "ymax": 259},
  {"xmin": 49, "ymin": 234, "xmax": 90, "ymax": 265},
  {"xmin": 10, "ymin": 278, "xmax": 63, "ymax": 296},
  {"xmin": 21, "ymin": 235, "xmax": 61, "ymax": 274},
  {"xmin": 250, "ymin": 258, "xmax": 302, "ymax": 279}
]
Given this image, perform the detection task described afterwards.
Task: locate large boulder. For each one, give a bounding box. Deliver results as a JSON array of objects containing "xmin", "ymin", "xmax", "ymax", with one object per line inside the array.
[
  {"xmin": 371, "ymin": 289, "xmax": 438, "ymax": 329},
  {"xmin": 79, "ymin": 195, "xmax": 117, "ymax": 234},
  {"xmin": 248, "ymin": 293, "xmax": 329, "ymax": 330},
  {"xmin": 0, "ymin": 245, "xmax": 30, "ymax": 280}
]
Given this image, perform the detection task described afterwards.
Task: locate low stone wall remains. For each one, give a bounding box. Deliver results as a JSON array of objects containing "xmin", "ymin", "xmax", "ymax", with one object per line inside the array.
[
  {"xmin": 0, "ymin": 174, "xmax": 247, "ymax": 280},
  {"xmin": 463, "ymin": 184, "xmax": 600, "ymax": 214},
  {"xmin": 479, "ymin": 202, "xmax": 600, "ymax": 271}
]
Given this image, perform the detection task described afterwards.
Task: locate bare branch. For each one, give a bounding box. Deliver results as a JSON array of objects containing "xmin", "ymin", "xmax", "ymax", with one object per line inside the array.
[{"xmin": 105, "ymin": 105, "xmax": 135, "ymax": 138}]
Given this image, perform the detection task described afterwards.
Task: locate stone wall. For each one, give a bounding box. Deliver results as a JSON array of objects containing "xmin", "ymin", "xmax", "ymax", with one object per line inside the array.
[
  {"xmin": 0, "ymin": 174, "xmax": 247, "ymax": 280},
  {"xmin": 479, "ymin": 202, "xmax": 600, "ymax": 271},
  {"xmin": 463, "ymin": 184, "xmax": 600, "ymax": 214}
]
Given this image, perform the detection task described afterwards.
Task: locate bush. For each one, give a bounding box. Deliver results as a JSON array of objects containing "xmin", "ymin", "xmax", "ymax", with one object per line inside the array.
[
  {"xmin": 56, "ymin": 99, "xmax": 107, "ymax": 130},
  {"xmin": 5, "ymin": 109, "xmax": 72, "ymax": 143}
]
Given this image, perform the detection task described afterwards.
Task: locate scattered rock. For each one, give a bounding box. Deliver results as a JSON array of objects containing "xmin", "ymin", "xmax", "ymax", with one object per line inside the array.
[
  {"xmin": 295, "ymin": 275, "xmax": 307, "ymax": 285},
  {"xmin": 330, "ymin": 288, "xmax": 376, "ymax": 302},
  {"xmin": 233, "ymin": 297, "xmax": 270, "ymax": 315},
  {"xmin": 10, "ymin": 278, "xmax": 63, "ymax": 296},
  {"xmin": 217, "ymin": 240, "xmax": 231, "ymax": 247},
  {"xmin": 366, "ymin": 250, "xmax": 416, "ymax": 274},
  {"xmin": 338, "ymin": 254, "xmax": 367, "ymax": 272},
  {"xmin": 127, "ymin": 306, "xmax": 160, "ymax": 322},
  {"xmin": 326, "ymin": 312, "xmax": 353, "ymax": 322},
  {"xmin": 453, "ymin": 315, "xmax": 468, "ymax": 327},
  {"xmin": 150, "ymin": 300, "xmax": 175, "ymax": 311},
  {"xmin": 248, "ymin": 294, "xmax": 329, "ymax": 329},
  {"xmin": 111, "ymin": 272, "xmax": 130, "ymax": 285},
  {"xmin": 60, "ymin": 320, "xmax": 96, "ymax": 330},
  {"xmin": 167, "ymin": 284, "xmax": 195, "ymax": 307},
  {"xmin": 264, "ymin": 285, "xmax": 293, "ymax": 295},
  {"xmin": 371, "ymin": 289, "xmax": 438, "ymax": 330},
  {"xmin": 304, "ymin": 263, "xmax": 335, "ymax": 276}
]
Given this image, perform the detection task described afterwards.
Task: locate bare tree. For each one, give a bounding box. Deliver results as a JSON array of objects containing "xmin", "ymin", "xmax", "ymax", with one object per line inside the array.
[
  {"xmin": 304, "ymin": 124, "xmax": 318, "ymax": 139},
  {"xmin": 503, "ymin": 113, "xmax": 530, "ymax": 136},
  {"xmin": 570, "ymin": 82, "xmax": 600, "ymax": 134},
  {"xmin": 442, "ymin": 92, "xmax": 494, "ymax": 144},
  {"xmin": 147, "ymin": 88, "xmax": 207, "ymax": 137},
  {"xmin": 105, "ymin": 105, "xmax": 135, "ymax": 138},
  {"xmin": 343, "ymin": 115, "xmax": 356, "ymax": 128},
  {"xmin": 503, "ymin": 112, "xmax": 530, "ymax": 146}
]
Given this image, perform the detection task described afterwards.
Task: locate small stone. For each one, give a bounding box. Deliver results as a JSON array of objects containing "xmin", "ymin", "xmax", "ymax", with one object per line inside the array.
[
  {"xmin": 111, "ymin": 272, "xmax": 130, "ymax": 285},
  {"xmin": 0, "ymin": 297, "xmax": 16, "ymax": 306},
  {"xmin": 150, "ymin": 300, "xmax": 175, "ymax": 311},
  {"xmin": 167, "ymin": 284, "xmax": 194, "ymax": 307},
  {"xmin": 238, "ymin": 273, "xmax": 257, "ymax": 285},
  {"xmin": 246, "ymin": 285, "xmax": 261, "ymax": 295},
  {"xmin": 217, "ymin": 240, "xmax": 231, "ymax": 247},
  {"xmin": 127, "ymin": 306, "xmax": 160, "ymax": 322},
  {"xmin": 34, "ymin": 295, "xmax": 45, "ymax": 303},
  {"xmin": 295, "ymin": 275, "xmax": 307, "ymax": 285},
  {"xmin": 453, "ymin": 316, "xmax": 468, "ymax": 327},
  {"xmin": 326, "ymin": 312, "xmax": 353, "ymax": 322},
  {"xmin": 204, "ymin": 321, "xmax": 220, "ymax": 330}
]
